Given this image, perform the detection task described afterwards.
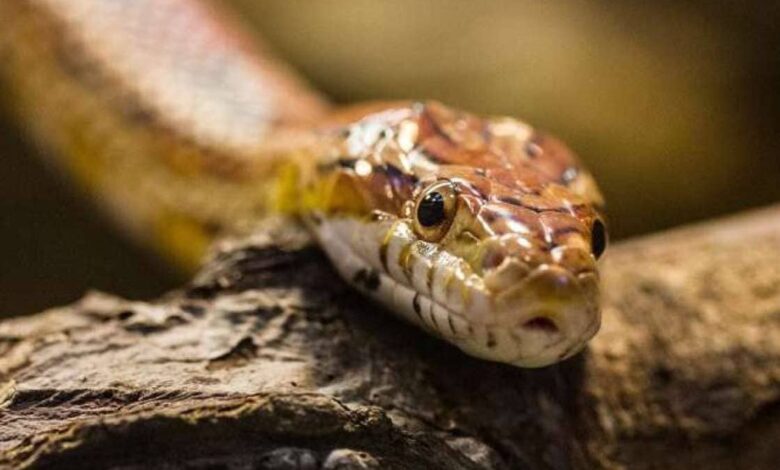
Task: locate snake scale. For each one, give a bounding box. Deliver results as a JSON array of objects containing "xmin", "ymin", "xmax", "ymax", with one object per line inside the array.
[{"xmin": 0, "ymin": 0, "xmax": 607, "ymax": 367}]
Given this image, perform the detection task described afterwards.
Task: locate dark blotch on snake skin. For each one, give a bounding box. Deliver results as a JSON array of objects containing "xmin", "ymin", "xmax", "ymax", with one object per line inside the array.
[
  {"xmin": 447, "ymin": 315, "xmax": 458, "ymax": 336},
  {"xmin": 353, "ymin": 269, "xmax": 381, "ymax": 291},
  {"xmin": 524, "ymin": 141, "xmax": 542, "ymax": 158},
  {"xmin": 412, "ymin": 293, "xmax": 423, "ymax": 321},
  {"xmin": 497, "ymin": 196, "xmax": 523, "ymax": 206},
  {"xmin": 486, "ymin": 331, "xmax": 497, "ymax": 349},
  {"xmin": 317, "ymin": 157, "xmax": 357, "ymax": 173},
  {"xmin": 337, "ymin": 157, "xmax": 358, "ymax": 169}
]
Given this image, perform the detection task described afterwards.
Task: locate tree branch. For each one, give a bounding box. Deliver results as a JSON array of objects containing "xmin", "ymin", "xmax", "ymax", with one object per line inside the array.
[{"xmin": 2, "ymin": 207, "xmax": 780, "ymax": 469}]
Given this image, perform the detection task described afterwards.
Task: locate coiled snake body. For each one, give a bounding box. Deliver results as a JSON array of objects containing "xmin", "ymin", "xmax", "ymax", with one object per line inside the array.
[{"xmin": 0, "ymin": 0, "xmax": 607, "ymax": 367}]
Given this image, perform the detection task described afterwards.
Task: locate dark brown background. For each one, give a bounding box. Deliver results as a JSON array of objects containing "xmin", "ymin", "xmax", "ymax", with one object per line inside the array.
[{"xmin": 1, "ymin": 0, "xmax": 778, "ymax": 317}]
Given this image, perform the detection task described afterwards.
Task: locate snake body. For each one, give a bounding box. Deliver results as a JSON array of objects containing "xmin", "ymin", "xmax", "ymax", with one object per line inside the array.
[{"xmin": 0, "ymin": 0, "xmax": 607, "ymax": 367}]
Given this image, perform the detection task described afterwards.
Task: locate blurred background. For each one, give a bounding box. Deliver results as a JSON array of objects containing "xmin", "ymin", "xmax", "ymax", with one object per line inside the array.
[{"xmin": 1, "ymin": 0, "xmax": 778, "ymax": 317}]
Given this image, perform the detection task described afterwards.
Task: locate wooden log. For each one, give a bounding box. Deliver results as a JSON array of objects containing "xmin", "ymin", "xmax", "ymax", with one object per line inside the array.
[{"xmin": 2, "ymin": 206, "xmax": 780, "ymax": 469}]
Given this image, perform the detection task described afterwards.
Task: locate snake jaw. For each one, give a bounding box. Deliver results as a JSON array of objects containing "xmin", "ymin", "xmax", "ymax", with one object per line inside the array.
[{"xmin": 311, "ymin": 209, "xmax": 600, "ymax": 367}]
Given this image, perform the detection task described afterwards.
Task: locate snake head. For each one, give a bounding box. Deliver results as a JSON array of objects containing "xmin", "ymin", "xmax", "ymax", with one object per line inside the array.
[{"xmin": 307, "ymin": 101, "xmax": 606, "ymax": 367}]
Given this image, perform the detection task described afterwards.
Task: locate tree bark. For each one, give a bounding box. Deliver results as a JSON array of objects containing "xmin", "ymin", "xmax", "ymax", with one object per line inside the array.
[{"xmin": 2, "ymin": 206, "xmax": 780, "ymax": 469}]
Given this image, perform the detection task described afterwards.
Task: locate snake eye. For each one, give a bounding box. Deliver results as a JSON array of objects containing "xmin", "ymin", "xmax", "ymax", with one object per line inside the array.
[
  {"xmin": 414, "ymin": 181, "xmax": 457, "ymax": 241},
  {"xmin": 591, "ymin": 218, "xmax": 607, "ymax": 259}
]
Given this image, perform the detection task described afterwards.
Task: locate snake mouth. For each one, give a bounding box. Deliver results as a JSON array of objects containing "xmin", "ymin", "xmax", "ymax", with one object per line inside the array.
[
  {"xmin": 521, "ymin": 316, "xmax": 560, "ymax": 334},
  {"xmin": 507, "ymin": 307, "xmax": 595, "ymax": 366}
]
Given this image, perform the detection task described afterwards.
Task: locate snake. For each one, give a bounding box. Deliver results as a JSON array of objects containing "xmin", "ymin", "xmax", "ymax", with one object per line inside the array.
[{"xmin": 0, "ymin": 0, "xmax": 607, "ymax": 367}]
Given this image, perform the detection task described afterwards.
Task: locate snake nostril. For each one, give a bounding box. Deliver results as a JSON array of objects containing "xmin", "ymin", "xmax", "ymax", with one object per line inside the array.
[{"xmin": 522, "ymin": 317, "xmax": 559, "ymax": 334}]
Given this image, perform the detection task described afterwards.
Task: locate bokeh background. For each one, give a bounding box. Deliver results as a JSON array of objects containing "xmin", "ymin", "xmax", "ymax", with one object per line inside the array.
[{"xmin": 1, "ymin": 0, "xmax": 778, "ymax": 317}]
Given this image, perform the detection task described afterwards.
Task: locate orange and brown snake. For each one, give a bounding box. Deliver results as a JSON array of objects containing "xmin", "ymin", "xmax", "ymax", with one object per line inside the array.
[{"xmin": 0, "ymin": 0, "xmax": 607, "ymax": 367}]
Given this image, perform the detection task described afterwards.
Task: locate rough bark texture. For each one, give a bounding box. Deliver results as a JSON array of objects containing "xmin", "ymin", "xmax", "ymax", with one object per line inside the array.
[{"xmin": 2, "ymin": 206, "xmax": 780, "ymax": 469}]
